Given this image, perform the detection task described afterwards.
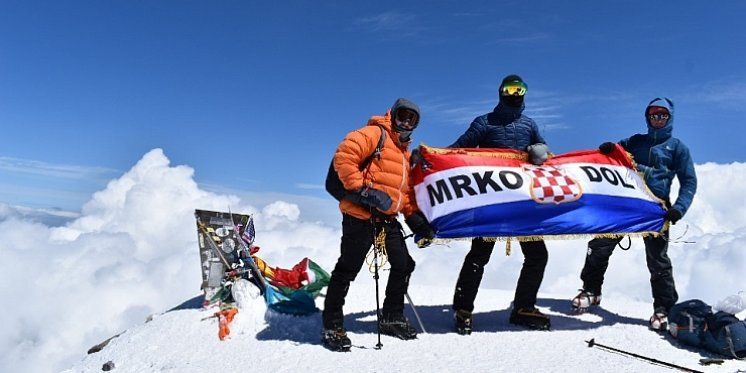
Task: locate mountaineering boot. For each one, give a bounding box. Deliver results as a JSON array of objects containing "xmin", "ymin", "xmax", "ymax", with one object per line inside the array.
[
  {"xmin": 454, "ymin": 309, "xmax": 473, "ymax": 335},
  {"xmin": 649, "ymin": 310, "xmax": 669, "ymax": 332},
  {"xmin": 510, "ymin": 307, "xmax": 551, "ymax": 330},
  {"xmin": 380, "ymin": 313, "xmax": 418, "ymax": 340},
  {"xmin": 571, "ymin": 289, "xmax": 602, "ymax": 312},
  {"xmin": 321, "ymin": 327, "xmax": 352, "ymax": 352}
]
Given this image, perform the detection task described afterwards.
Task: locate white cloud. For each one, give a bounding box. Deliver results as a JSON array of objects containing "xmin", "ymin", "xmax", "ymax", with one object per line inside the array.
[
  {"xmin": 678, "ymin": 162, "xmax": 746, "ymax": 232},
  {"xmin": 0, "ymin": 149, "xmax": 743, "ymax": 372},
  {"xmin": 422, "ymin": 91, "xmax": 572, "ymax": 131},
  {"xmin": 420, "ymin": 97, "xmax": 495, "ymax": 125},
  {"xmin": 0, "ymin": 156, "xmax": 118, "ymax": 180},
  {"xmin": 693, "ymin": 81, "xmax": 746, "ymax": 110},
  {"xmin": 0, "ymin": 203, "xmax": 79, "ymax": 226},
  {"xmin": 351, "ymin": 11, "xmax": 430, "ymax": 40},
  {"xmin": 488, "ymin": 32, "xmax": 550, "ymax": 44},
  {"xmin": 354, "ymin": 11, "xmax": 416, "ymax": 33},
  {"xmin": 0, "ymin": 149, "xmax": 339, "ymax": 372},
  {"xmin": 295, "ymin": 183, "xmax": 324, "ymax": 190}
]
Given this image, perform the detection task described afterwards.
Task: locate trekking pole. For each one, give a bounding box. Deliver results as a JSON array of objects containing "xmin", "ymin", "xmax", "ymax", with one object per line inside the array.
[
  {"xmin": 405, "ymin": 292, "xmax": 427, "ymax": 334},
  {"xmin": 586, "ymin": 339, "xmax": 702, "ymax": 373},
  {"xmin": 373, "ymin": 243, "xmax": 383, "ymax": 350}
]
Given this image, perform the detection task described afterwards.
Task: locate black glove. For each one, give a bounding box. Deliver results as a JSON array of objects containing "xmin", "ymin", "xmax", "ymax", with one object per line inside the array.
[
  {"xmin": 405, "ymin": 211, "xmax": 436, "ymax": 247},
  {"xmin": 598, "ymin": 142, "xmax": 616, "ymax": 155},
  {"xmin": 409, "ymin": 147, "xmax": 432, "ymax": 171},
  {"xmin": 351, "ymin": 187, "xmax": 392, "ymax": 212},
  {"xmin": 665, "ymin": 208, "xmax": 682, "ymax": 225}
]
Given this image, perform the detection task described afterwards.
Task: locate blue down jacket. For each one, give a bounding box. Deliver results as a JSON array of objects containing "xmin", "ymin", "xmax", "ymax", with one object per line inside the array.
[
  {"xmin": 449, "ymin": 102, "xmax": 546, "ymax": 151},
  {"xmin": 619, "ymin": 98, "xmax": 697, "ymax": 215}
]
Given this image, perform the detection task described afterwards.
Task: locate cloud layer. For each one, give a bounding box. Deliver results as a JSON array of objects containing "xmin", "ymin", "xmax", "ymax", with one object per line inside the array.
[
  {"xmin": 0, "ymin": 149, "xmax": 339, "ymax": 372},
  {"xmin": 0, "ymin": 149, "xmax": 743, "ymax": 372}
]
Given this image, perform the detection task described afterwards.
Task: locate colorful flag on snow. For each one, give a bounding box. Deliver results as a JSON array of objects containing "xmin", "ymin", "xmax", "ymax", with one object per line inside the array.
[
  {"xmin": 411, "ymin": 144, "xmax": 667, "ymax": 240},
  {"xmin": 253, "ymin": 255, "xmax": 331, "ymax": 315}
]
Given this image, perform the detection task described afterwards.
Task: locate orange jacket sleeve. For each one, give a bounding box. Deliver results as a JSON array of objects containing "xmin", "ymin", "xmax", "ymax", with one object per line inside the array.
[
  {"xmin": 333, "ymin": 126, "xmax": 382, "ymax": 192},
  {"xmin": 400, "ymin": 150, "xmax": 421, "ymax": 218}
]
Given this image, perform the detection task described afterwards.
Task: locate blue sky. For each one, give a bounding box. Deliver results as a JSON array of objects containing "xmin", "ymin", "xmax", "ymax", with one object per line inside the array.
[{"xmin": 2, "ymin": 1, "xmax": 746, "ymax": 211}]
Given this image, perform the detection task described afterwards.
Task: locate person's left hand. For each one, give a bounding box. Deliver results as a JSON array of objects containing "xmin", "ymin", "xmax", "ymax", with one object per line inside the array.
[
  {"xmin": 405, "ymin": 211, "xmax": 435, "ymax": 247},
  {"xmin": 409, "ymin": 148, "xmax": 432, "ymax": 171},
  {"xmin": 598, "ymin": 142, "xmax": 616, "ymax": 155},
  {"xmin": 527, "ymin": 144, "xmax": 550, "ymax": 165},
  {"xmin": 665, "ymin": 208, "xmax": 682, "ymax": 224}
]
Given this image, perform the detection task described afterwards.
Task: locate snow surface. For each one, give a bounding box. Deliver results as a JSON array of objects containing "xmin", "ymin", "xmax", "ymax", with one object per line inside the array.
[
  {"xmin": 68, "ymin": 285, "xmax": 746, "ymax": 373},
  {"xmin": 1, "ymin": 149, "xmax": 745, "ymax": 372}
]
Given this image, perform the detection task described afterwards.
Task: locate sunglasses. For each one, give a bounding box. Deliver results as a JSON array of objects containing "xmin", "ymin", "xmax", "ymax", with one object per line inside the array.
[
  {"xmin": 648, "ymin": 113, "xmax": 670, "ymax": 121},
  {"xmin": 501, "ymin": 81, "xmax": 527, "ymax": 96},
  {"xmin": 395, "ymin": 109, "xmax": 418, "ymax": 130}
]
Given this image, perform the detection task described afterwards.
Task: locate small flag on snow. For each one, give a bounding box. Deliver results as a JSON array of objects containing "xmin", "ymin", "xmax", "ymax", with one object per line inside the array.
[{"xmin": 241, "ymin": 216, "xmax": 255, "ymax": 245}]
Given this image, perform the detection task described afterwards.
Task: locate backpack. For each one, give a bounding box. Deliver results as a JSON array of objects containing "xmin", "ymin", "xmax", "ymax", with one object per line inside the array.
[
  {"xmin": 669, "ymin": 299, "xmax": 746, "ymax": 359},
  {"xmin": 325, "ymin": 125, "xmax": 386, "ymax": 201}
]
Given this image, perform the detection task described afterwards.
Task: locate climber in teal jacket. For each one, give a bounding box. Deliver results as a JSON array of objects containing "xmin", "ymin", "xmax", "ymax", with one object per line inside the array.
[
  {"xmin": 572, "ymin": 97, "xmax": 698, "ymax": 333},
  {"xmin": 616, "ymin": 97, "xmax": 697, "ymax": 216}
]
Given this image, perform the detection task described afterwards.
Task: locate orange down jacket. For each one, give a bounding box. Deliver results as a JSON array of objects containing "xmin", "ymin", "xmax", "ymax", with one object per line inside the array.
[{"xmin": 333, "ymin": 111, "xmax": 419, "ymax": 220}]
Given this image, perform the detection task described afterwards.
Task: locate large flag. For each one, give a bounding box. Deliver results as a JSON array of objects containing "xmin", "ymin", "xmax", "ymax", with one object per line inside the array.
[{"xmin": 411, "ymin": 145, "xmax": 666, "ymax": 240}]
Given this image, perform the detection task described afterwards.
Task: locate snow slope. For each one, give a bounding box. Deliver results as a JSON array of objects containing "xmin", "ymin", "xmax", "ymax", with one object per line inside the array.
[{"xmin": 69, "ymin": 284, "xmax": 746, "ymax": 373}]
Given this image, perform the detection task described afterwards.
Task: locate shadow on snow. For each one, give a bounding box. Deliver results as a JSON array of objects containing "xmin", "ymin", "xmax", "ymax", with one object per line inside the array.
[
  {"xmin": 252, "ymin": 297, "xmax": 649, "ymax": 347},
  {"xmin": 169, "ymin": 294, "xmax": 718, "ymax": 359}
]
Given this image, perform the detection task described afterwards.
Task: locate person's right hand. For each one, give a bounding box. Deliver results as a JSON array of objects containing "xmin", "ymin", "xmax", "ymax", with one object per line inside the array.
[{"xmin": 598, "ymin": 142, "xmax": 616, "ymax": 155}]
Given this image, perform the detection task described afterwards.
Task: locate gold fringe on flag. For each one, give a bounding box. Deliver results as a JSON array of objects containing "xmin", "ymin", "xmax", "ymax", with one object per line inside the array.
[
  {"xmin": 425, "ymin": 230, "xmax": 665, "ymax": 248},
  {"xmin": 419, "ymin": 144, "xmax": 529, "ymax": 161}
]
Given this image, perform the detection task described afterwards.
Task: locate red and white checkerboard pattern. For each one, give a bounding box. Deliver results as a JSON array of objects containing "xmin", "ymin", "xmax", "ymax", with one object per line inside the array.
[{"xmin": 523, "ymin": 165, "xmax": 582, "ymax": 204}]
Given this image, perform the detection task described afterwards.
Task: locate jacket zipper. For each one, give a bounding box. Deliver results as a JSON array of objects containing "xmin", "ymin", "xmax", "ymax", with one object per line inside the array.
[
  {"xmin": 646, "ymin": 131, "xmax": 657, "ymax": 181},
  {"xmin": 394, "ymin": 149, "xmax": 406, "ymax": 212}
]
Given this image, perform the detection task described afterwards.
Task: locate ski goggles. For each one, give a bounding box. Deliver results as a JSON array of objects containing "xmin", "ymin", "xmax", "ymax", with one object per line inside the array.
[
  {"xmin": 501, "ymin": 81, "xmax": 527, "ymax": 96},
  {"xmin": 647, "ymin": 106, "xmax": 670, "ymax": 121},
  {"xmin": 648, "ymin": 113, "xmax": 670, "ymax": 121},
  {"xmin": 394, "ymin": 108, "xmax": 419, "ymax": 130}
]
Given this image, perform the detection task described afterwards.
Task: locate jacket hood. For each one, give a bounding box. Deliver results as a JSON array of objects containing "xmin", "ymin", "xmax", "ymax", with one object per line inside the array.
[
  {"xmin": 367, "ymin": 98, "xmax": 421, "ymax": 132},
  {"xmin": 390, "ymin": 97, "xmax": 421, "ymax": 127},
  {"xmin": 368, "ymin": 111, "xmax": 414, "ymax": 148},
  {"xmin": 389, "ymin": 98, "xmax": 420, "ymax": 145},
  {"xmin": 646, "ymin": 97, "xmax": 674, "ymax": 140},
  {"xmin": 367, "ymin": 112, "xmax": 394, "ymax": 132}
]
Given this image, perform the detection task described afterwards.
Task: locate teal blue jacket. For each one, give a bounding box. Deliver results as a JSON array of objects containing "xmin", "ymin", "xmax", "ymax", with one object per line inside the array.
[{"xmin": 619, "ymin": 98, "xmax": 697, "ymax": 215}]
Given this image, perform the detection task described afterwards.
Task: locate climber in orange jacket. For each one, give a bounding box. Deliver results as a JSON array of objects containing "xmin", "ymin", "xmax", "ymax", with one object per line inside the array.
[{"xmin": 322, "ymin": 98, "xmax": 435, "ymax": 351}]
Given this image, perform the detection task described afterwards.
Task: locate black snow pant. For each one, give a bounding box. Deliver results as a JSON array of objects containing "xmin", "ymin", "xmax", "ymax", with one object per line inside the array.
[
  {"xmin": 580, "ymin": 232, "xmax": 678, "ymax": 313},
  {"xmin": 322, "ymin": 214, "xmax": 416, "ymax": 329},
  {"xmin": 452, "ymin": 238, "xmax": 548, "ymax": 312}
]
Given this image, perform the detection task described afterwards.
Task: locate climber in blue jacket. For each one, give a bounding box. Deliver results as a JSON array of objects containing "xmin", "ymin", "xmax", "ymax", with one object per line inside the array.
[{"xmin": 571, "ymin": 97, "xmax": 698, "ymax": 332}]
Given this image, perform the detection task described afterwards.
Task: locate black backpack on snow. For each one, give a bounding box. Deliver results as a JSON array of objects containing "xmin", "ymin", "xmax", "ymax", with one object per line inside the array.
[
  {"xmin": 325, "ymin": 126, "xmax": 386, "ymax": 201},
  {"xmin": 668, "ymin": 299, "xmax": 746, "ymax": 359}
]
